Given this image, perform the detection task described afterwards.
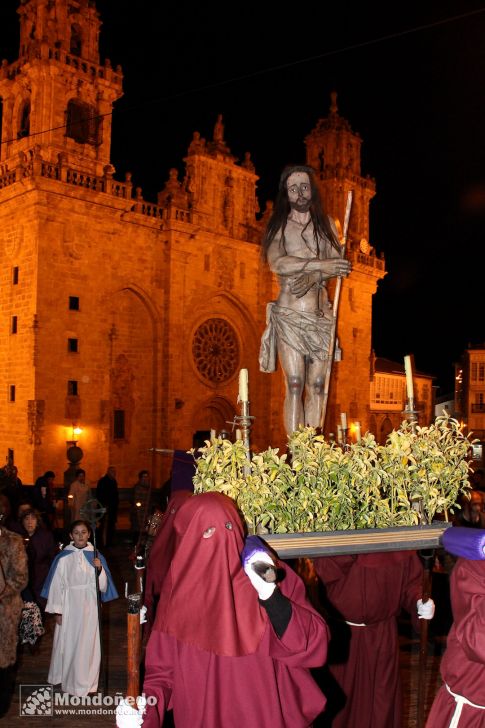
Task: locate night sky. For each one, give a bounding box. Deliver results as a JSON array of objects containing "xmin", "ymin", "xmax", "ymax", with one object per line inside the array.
[{"xmin": 1, "ymin": 0, "xmax": 485, "ymax": 393}]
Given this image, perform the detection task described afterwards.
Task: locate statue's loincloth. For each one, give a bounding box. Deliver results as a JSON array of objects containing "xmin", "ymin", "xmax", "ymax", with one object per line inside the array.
[{"xmin": 259, "ymin": 302, "xmax": 335, "ymax": 373}]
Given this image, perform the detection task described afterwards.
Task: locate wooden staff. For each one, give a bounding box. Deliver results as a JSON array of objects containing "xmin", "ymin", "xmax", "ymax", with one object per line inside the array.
[
  {"xmin": 320, "ymin": 190, "xmax": 353, "ymax": 430},
  {"xmin": 80, "ymin": 499, "xmax": 107, "ymax": 692},
  {"xmin": 417, "ymin": 548, "xmax": 434, "ymax": 728},
  {"xmin": 126, "ymin": 592, "xmax": 142, "ymax": 700}
]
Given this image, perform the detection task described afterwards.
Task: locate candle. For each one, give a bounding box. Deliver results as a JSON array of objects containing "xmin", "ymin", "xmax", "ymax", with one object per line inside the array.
[
  {"xmin": 337, "ymin": 424, "xmax": 342, "ymax": 442},
  {"xmin": 404, "ymin": 355, "xmax": 414, "ymax": 401},
  {"xmin": 238, "ymin": 368, "xmax": 249, "ymax": 402},
  {"xmin": 340, "ymin": 412, "xmax": 347, "ymax": 430},
  {"xmin": 210, "ymin": 429, "xmax": 216, "ymax": 440},
  {"xmin": 140, "ymin": 576, "xmax": 143, "ymax": 593},
  {"xmin": 125, "ymin": 582, "xmax": 128, "ymax": 598},
  {"xmin": 355, "ymin": 421, "xmax": 361, "ymax": 443},
  {"xmin": 235, "ymin": 429, "xmax": 242, "ymax": 441}
]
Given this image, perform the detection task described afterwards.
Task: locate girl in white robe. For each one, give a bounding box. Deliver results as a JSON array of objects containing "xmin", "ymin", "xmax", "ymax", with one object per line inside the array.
[{"xmin": 41, "ymin": 520, "xmax": 118, "ymax": 697}]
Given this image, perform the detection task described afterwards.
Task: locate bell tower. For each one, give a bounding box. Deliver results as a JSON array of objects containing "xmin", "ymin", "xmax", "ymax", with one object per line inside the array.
[
  {"xmin": 305, "ymin": 92, "xmax": 387, "ymax": 434},
  {"xmin": 0, "ymin": 0, "xmax": 123, "ymax": 175}
]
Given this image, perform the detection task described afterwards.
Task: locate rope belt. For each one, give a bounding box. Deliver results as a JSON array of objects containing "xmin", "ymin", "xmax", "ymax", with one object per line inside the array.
[
  {"xmin": 446, "ymin": 683, "xmax": 485, "ymax": 728},
  {"xmin": 345, "ymin": 621, "xmax": 367, "ymax": 627}
]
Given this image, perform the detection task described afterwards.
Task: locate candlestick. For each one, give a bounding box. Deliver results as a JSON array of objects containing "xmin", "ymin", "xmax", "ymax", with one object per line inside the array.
[
  {"xmin": 404, "ymin": 355, "xmax": 414, "ymax": 401},
  {"xmin": 340, "ymin": 412, "xmax": 347, "ymax": 430},
  {"xmin": 238, "ymin": 368, "xmax": 249, "ymax": 402}
]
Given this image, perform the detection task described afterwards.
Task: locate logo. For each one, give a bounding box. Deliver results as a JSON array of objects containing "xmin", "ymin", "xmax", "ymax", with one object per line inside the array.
[
  {"xmin": 19, "ymin": 686, "xmax": 157, "ymax": 717},
  {"xmin": 19, "ymin": 685, "xmax": 53, "ymax": 716}
]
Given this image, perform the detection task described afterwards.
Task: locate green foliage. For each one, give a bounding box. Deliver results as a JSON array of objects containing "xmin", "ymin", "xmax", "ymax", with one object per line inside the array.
[{"xmin": 192, "ymin": 415, "xmax": 473, "ymax": 533}]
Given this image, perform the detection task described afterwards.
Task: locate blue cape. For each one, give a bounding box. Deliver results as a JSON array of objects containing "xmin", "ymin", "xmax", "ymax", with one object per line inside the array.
[{"xmin": 40, "ymin": 547, "xmax": 119, "ymax": 602}]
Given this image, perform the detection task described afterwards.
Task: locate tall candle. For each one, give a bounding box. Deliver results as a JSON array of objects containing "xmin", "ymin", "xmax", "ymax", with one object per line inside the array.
[
  {"xmin": 337, "ymin": 424, "xmax": 342, "ymax": 442},
  {"xmin": 239, "ymin": 368, "xmax": 249, "ymax": 402},
  {"xmin": 210, "ymin": 429, "xmax": 216, "ymax": 440},
  {"xmin": 340, "ymin": 412, "xmax": 347, "ymax": 430},
  {"xmin": 355, "ymin": 421, "xmax": 361, "ymax": 443},
  {"xmin": 235, "ymin": 429, "xmax": 242, "ymax": 441},
  {"xmin": 404, "ymin": 355, "xmax": 414, "ymax": 401}
]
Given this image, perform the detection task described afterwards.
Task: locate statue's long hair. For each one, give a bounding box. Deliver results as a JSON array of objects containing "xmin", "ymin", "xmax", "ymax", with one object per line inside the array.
[{"xmin": 261, "ymin": 165, "xmax": 341, "ymax": 260}]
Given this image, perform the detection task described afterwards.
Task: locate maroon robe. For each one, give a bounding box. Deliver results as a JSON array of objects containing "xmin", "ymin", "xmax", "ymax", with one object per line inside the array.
[
  {"xmin": 313, "ymin": 551, "xmax": 423, "ymax": 728},
  {"xmin": 142, "ymin": 492, "xmax": 329, "ymax": 727},
  {"xmin": 143, "ymin": 491, "xmax": 192, "ymax": 633},
  {"xmin": 425, "ymin": 558, "xmax": 485, "ymax": 727}
]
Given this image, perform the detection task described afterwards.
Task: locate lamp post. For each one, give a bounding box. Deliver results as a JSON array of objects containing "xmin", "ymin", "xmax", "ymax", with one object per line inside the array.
[{"xmin": 63, "ymin": 425, "xmax": 84, "ymax": 529}]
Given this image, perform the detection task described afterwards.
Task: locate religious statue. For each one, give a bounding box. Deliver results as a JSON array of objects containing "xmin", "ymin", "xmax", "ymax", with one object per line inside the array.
[{"xmin": 259, "ymin": 165, "xmax": 351, "ymax": 436}]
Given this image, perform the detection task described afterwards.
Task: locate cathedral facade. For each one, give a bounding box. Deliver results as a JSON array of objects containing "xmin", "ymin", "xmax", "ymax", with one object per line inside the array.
[{"xmin": 0, "ymin": 0, "xmax": 386, "ymax": 486}]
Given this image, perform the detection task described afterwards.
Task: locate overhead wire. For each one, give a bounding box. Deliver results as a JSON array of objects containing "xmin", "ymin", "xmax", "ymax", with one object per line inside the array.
[{"xmin": 1, "ymin": 7, "xmax": 484, "ymax": 146}]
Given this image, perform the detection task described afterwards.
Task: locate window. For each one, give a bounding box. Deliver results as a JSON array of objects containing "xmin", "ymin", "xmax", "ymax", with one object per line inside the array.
[
  {"xmin": 66, "ymin": 99, "xmax": 100, "ymax": 145},
  {"xmin": 113, "ymin": 410, "xmax": 125, "ymax": 440},
  {"xmin": 18, "ymin": 100, "xmax": 30, "ymax": 139},
  {"xmin": 12, "ymin": 267, "xmax": 19, "ymax": 285},
  {"xmin": 70, "ymin": 24, "xmax": 82, "ymax": 56},
  {"xmin": 68, "ymin": 338, "xmax": 78, "ymax": 353},
  {"xmin": 67, "ymin": 380, "xmax": 78, "ymax": 396},
  {"xmin": 11, "ymin": 316, "xmax": 17, "ymax": 334},
  {"xmin": 471, "ymin": 362, "xmax": 485, "ymax": 382},
  {"xmin": 69, "ymin": 296, "xmax": 80, "ymax": 311},
  {"xmin": 9, "ymin": 385, "xmax": 15, "ymax": 402}
]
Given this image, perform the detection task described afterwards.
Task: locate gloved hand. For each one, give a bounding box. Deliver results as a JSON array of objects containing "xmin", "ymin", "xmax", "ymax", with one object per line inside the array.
[
  {"xmin": 139, "ymin": 605, "xmax": 147, "ymax": 625},
  {"xmin": 417, "ymin": 598, "xmax": 435, "ymax": 620},
  {"xmin": 115, "ymin": 697, "xmax": 145, "ymax": 728},
  {"xmin": 243, "ymin": 549, "xmax": 277, "ymax": 601}
]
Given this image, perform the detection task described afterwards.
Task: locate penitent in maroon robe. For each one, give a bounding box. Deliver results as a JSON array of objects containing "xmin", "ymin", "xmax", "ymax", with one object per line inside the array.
[
  {"xmin": 425, "ymin": 558, "xmax": 485, "ymax": 728},
  {"xmin": 142, "ymin": 492, "xmax": 329, "ymax": 728},
  {"xmin": 143, "ymin": 491, "xmax": 192, "ymax": 634},
  {"xmin": 313, "ymin": 551, "xmax": 423, "ymax": 728}
]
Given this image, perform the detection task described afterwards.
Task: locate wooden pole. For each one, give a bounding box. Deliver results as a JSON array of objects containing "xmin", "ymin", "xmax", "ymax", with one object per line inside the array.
[
  {"xmin": 320, "ymin": 191, "xmax": 353, "ymax": 431},
  {"xmin": 417, "ymin": 549, "xmax": 434, "ymax": 728},
  {"xmin": 126, "ymin": 594, "xmax": 142, "ymax": 700}
]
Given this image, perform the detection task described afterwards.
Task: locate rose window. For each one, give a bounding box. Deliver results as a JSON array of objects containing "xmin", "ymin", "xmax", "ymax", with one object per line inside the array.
[{"xmin": 192, "ymin": 318, "xmax": 239, "ymax": 384}]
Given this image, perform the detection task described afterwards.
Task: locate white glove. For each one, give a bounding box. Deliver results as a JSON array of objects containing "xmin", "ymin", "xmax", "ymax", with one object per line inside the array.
[
  {"xmin": 139, "ymin": 605, "xmax": 147, "ymax": 625},
  {"xmin": 243, "ymin": 550, "xmax": 277, "ymax": 601},
  {"xmin": 417, "ymin": 598, "xmax": 435, "ymax": 620},
  {"xmin": 115, "ymin": 697, "xmax": 145, "ymax": 728}
]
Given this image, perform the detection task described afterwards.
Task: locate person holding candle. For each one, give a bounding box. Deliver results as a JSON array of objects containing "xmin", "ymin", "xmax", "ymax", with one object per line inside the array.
[{"xmin": 259, "ymin": 165, "xmax": 351, "ymax": 436}]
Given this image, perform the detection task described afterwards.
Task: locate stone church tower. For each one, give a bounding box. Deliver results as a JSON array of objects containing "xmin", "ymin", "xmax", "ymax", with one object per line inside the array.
[
  {"xmin": 0, "ymin": 1, "xmax": 385, "ymax": 486},
  {"xmin": 305, "ymin": 92, "xmax": 386, "ymax": 434}
]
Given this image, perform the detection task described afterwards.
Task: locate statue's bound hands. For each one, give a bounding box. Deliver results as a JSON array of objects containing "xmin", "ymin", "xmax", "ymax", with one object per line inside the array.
[
  {"xmin": 319, "ymin": 258, "xmax": 351, "ymax": 280},
  {"xmin": 290, "ymin": 271, "xmax": 321, "ymax": 298}
]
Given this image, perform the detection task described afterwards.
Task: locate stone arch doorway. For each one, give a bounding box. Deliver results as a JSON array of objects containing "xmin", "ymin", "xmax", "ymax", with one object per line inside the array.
[
  {"xmin": 379, "ymin": 416, "xmax": 393, "ymax": 444},
  {"xmin": 193, "ymin": 397, "xmax": 236, "ymax": 446},
  {"xmin": 106, "ymin": 287, "xmax": 160, "ymax": 484}
]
